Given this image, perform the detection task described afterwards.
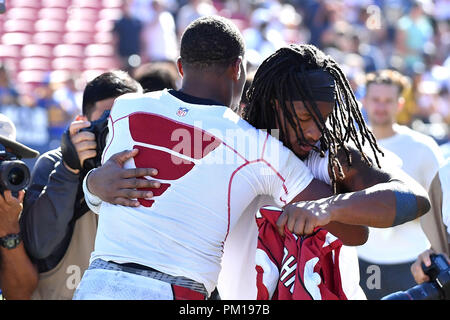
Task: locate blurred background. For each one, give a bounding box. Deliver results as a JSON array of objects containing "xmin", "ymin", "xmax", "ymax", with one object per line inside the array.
[{"xmin": 0, "ymin": 0, "xmax": 448, "ymax": 168}]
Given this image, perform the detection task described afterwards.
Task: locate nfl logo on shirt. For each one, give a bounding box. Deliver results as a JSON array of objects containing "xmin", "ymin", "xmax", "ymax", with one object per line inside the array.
[{"xmin": 176, "ymin": 107, "xmax": 189, "ymax": 117}]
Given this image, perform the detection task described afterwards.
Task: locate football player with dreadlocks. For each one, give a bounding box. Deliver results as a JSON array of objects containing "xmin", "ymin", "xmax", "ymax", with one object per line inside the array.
[
  {"xmin": 242, "ymin": 43, "xmax": 420, "ymax": 233},
  {"xmin": 218, "ymin": 43, "xmax": 432, "ymax": 299}
]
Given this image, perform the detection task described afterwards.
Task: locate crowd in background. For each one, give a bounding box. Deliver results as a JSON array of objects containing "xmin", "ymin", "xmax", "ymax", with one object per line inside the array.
[{"xmin": 0, "ymin": 0, "xmax": 449, "ymax": 168}]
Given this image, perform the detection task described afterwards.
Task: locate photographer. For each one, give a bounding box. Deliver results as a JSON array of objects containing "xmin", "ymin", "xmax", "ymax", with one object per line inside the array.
[
  {"xmin": 0, "ymin": 114, "xmax": 40, "ymax": 299},
  {"xmin": 19, "ymin": 71, "xmax": 150, "ymax": 300},
  {"xmin": 411, "ymin": 159, "xmax": 450, "ymax": 285}
]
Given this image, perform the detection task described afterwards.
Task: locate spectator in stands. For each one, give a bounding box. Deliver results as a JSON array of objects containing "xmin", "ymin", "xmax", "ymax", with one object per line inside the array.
[
  {"xmin": 52, "ymin": 73, "xmax": 82, "ymax": 124},
  {"xmin": 133, "ymin": 61, "xmax": 179, "ymax": 92},
  {"xmin": 142, "ymin": 0, "xmax": 178, "ymax": 63},
  {"xmin": 112, "ymin": 0, "xmax": 144, "ymax": 71},
  {"xmin": 359, "ymin": 69, "xmax": 445, "ymax": 299},
  {"xmin": 34, "ymin": 77, "xmax": 70, "ymax": 150},
  {"xmin": 176, "ymin": 0, "xmax": 217, "ymax": 38},
  {"xmin": 19, "ymin": 71, "xmax": 144, "ymax": 300},
  {"xmin": 0, "ymin": 114, "xmax": 39, "ymax": 300},
  {"xmin": 0, "ymin": 64, "xmax": 19, "ymax": 107},
  {"xmin": 395, "ymin": 1, "xmax": 434, "ymax": 75},
  {"xmin": 412, "ymin": 159, "xmax": 450, "ymax": 284}
]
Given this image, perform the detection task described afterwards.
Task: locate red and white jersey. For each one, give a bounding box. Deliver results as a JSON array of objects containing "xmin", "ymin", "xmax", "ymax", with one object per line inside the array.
[
  {"xmin": 89, "ymin": 89, "xmax": 314, "ymax": 295},
  {"xmin": 255, "ymin": 207, "xmax": 347, "ymax": 300}
]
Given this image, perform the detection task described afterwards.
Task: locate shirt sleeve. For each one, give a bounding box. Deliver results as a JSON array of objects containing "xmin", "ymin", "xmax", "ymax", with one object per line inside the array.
[
  {"xmin": 20, "ymin": 150, "xmax": 80, "ymax": 263},
  {"xmin": 257, "ymin": 132, "xmax": 314, "ymax": 207},
  {"xmin": 82, "ymin": 169, "xmax": 102, "ymax": 214},
  {"xmin": 305, "ymin": 149, "xmax": 331, "ymax": 185}
]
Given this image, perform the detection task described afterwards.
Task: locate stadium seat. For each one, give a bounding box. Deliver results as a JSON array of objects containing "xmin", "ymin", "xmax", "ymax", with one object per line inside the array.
[
  {"xmin": 102, "ymin": 0, "xmax": 123, "ymax": 9},
  {"xmin": 17, "ymin": 70, "xmax": 48, "ymax": 85},
  {"xmin": 33, "ymin": 32, "xmax": 65, "ymax": 45},
  {"xmin": 98, "ymin": 8, "xmax": 122, "ymax": 21},
  {"xmin": 85, "ymin": 44, "xmax": 115, "ymax": 57},
  {"xmin": 9, "ymin": 0, "xmax": 42, "ymax": 9},
  {"xmin": 53, "ymin": 44, "xmax": 84, "ymax": 58},
  {"xmin": 95, "ymin": 19, "xmax": 114, "ymax": 33},
  {"xmin": 6, "ymin": 7, "xmax": 37, "ymax": 20},
  {"xmin": 68, "ymin": 7, "xmax": 99, "ymax": 21},
  {"xmin": 64, "ymin": 31, "xmax": 95, "ymax": 45},
  {"xmin": 21, "ymin": 44, "xmax": 54, "ymax": 58},
  {"xmin": 38, "ymin": 8, "xmax": 68, "ymax": 21},
  {"xmin": 52, "ymin": 57, "xmax": 84, "ymax": 71},
  {"xmin": 2, "ymin": 32, "xmax": 33, "ymax": 46},
  {"xmin": 42, "ymin": 0, "xmax": 71, "ymax": 8},
  {"xmin": 3, "ymin": 19, "xmax": 34, "ymax": 33},
  {"xmin": 20, "ymin": 57, "xmax": 52, "ymax": 71},
  {"xmin": 0, "ymin": 45, "xmax": 20, "ymax": 59},
  {"xmin": 65, "ymin": 19, "xmax": 96, "ymax": 33},
  {"xmin": 35, "ymin": 19, "xmax": 66, "ymax": 33},
  {"xmin": 94, "ymin": 31, "xmax": 113, "ymax": 44},
  {"xmin": 84, "ymin": 56, "xmax": 119, "ymax": 70},
  {"xmin": 72, "ymin": 0, "xmax": 103, "ymax": 9},
  {"xmin": 2, "ymin": 0, "xmax": 121, "ymax": 92}
]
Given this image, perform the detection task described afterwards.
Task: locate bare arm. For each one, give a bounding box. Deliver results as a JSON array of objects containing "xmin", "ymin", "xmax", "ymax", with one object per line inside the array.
[
  {"xmin": 282, "ymin": 178, "xmax": 369, "ymax": 246},
  {"xmin": 86, "ymin": 149, "xmax": 161, "ymax": 207},
  {"xmin": 278, "ymin": 145, "xmax": 430, "ymax": 236},
  {"xmin": 0, "ymin": 191, "xmax": 38, "ymax": 300}
]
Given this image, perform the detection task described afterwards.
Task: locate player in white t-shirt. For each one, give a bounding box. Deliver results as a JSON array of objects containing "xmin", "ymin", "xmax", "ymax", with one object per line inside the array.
[
  {"xmin": 360, "ymin": 69, "xmax": 445, "ymax": 299},
  {"xmin": 74, "ymin": 19, "xmax": 431, "ymax": 300}
]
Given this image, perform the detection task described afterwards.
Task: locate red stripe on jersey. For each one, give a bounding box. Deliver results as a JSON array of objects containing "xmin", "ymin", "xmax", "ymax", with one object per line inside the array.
[
  {"xmin": 129, "ymin": 112, "xmax": 222, "ymax": 159},
  {"xmin": 171, "ymin": 284, "xmax": 206, "ymax": 300},
  {"xmin": 133, "ymin": 145, "xmax": 195, "ymax": 180}
]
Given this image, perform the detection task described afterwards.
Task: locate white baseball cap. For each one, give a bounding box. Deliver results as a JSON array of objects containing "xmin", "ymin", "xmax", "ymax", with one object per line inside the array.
[{"xmin": 0, "ymin": 113, "xmax": 39, "ymax": 159}]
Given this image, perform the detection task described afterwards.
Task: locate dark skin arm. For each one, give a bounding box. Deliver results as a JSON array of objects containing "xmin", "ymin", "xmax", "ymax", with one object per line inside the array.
[
  {"xmin": 87, "ymin": 149, "xmax": 367, "ymax": 246},
  {"xmin": 0, "ymin": 191, "xmax": 38, "ymax": 300},
  {"xmin": 86, "ymin": 149, "xmax": 161, "ymax": 207},
  {"xmin": 278, "ymin": 145, "xmax": 431, "ymax": 236}
]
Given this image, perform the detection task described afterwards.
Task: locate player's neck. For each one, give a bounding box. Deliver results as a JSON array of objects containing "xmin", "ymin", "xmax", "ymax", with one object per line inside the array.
[
  {"xmin": 372, "ymin": 124, "xmax": 396, "ymax": 140},
  {"xmin": 180, "ymin": 74, "xmax": 231, "ymax": 108}
]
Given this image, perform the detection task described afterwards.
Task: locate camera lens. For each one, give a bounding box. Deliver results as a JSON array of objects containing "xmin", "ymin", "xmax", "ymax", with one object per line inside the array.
[
  {"xmin": 8, "ymin": 167, "xmax": 25, "ymax": 185},
  {"xmin": 0, "ymin": 160, "xmax": 30, "ymax": 192}
]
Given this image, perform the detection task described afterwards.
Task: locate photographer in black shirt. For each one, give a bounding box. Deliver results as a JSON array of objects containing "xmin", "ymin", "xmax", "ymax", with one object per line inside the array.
[
  {"xmin": 0, "ymin": 113, "xmax": 39, "ymax": 299},
  {"xmin": 19, "ymin": 71, "xmax": 153, "ymax": 300}
]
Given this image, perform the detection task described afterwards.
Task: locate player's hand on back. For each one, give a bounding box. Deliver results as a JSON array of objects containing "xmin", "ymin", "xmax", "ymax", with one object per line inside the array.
[{"xmin": 87, "ymin": 149, "xmax": 160, "ymax": 207}]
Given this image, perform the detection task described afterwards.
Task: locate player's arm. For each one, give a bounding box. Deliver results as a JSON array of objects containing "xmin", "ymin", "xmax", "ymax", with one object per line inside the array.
[
  {"xmin": 85, "ymin": 149, "xmax": 161, "ymax": 208},
  {"xmin": 329, "ymin": 144, "xmax": 430, "ymax": 227},
  {"xmin": 278, "ymin": 145, "xmax": 430, "ymax": 236},
  {"xmin": 282, "ymin": 178, "xmax": 369, "ymax": 246}
]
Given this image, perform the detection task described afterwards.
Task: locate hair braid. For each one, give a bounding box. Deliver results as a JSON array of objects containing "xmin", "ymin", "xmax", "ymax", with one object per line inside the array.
[{"xmin": 244, "ymin": 44, "xmax": 383, "ymax": 193}]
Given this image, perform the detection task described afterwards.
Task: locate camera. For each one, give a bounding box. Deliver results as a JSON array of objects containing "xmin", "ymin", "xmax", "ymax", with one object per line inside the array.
[
  {"xmin": 382, "ymin": 253, "xmax": 450, "ymax": 300},
  {"xmin": 79, "ymin": 110, "xmax": 110, "ymax": 171},
  {"xmin": 0, "ymin": 144, "xmax": 30, "ymax": 193}
]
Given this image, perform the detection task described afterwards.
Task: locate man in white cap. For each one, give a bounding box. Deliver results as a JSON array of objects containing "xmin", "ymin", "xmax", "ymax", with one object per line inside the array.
[{"xmin": 0, "ymin": 113, "xmax": 40, "ymax": 299}]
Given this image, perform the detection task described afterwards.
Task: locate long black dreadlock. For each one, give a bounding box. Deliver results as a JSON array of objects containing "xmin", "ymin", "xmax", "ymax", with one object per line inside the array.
[{"xmin": 243, "ymin": 44, "xmax": 383, "ymax": 193}]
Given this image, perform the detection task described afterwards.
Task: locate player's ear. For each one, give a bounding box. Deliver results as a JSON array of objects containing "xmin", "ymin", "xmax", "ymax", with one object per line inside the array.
[
  {"xmin": 231, "ymin": 56, "xmax": 243, "ymax": 82},
  {"xmin": 176, "ymin": 57, "xmax": 184, "ymax": 77}
]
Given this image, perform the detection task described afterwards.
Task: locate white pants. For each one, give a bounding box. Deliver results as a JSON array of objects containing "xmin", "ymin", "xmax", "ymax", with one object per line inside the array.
[{"xmin": 73, "ymin": 268, "xmax": 174, "ymax": 300}]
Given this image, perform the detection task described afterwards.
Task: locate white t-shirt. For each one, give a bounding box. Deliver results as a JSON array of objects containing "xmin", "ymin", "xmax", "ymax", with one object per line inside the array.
[
  {"xmin": 87, "ymin": 89, "xmax": 313, "ymax": 295},
  {"xmin": 218, "ymin": 150, "xmax": 366, "ymax": 300},
  {"xmin": 439, "ymin": 159, "xmax": 450, "ymax": 235},
  {"xmin": 357, "ymin": 124, "xmax": 445, "ymax": 264}
]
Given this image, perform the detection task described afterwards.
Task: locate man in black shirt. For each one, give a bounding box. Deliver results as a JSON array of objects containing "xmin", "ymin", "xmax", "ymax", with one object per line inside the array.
[{"xmin": 19, "ymin": 71, "xmax": 148, "ymax": 299}]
